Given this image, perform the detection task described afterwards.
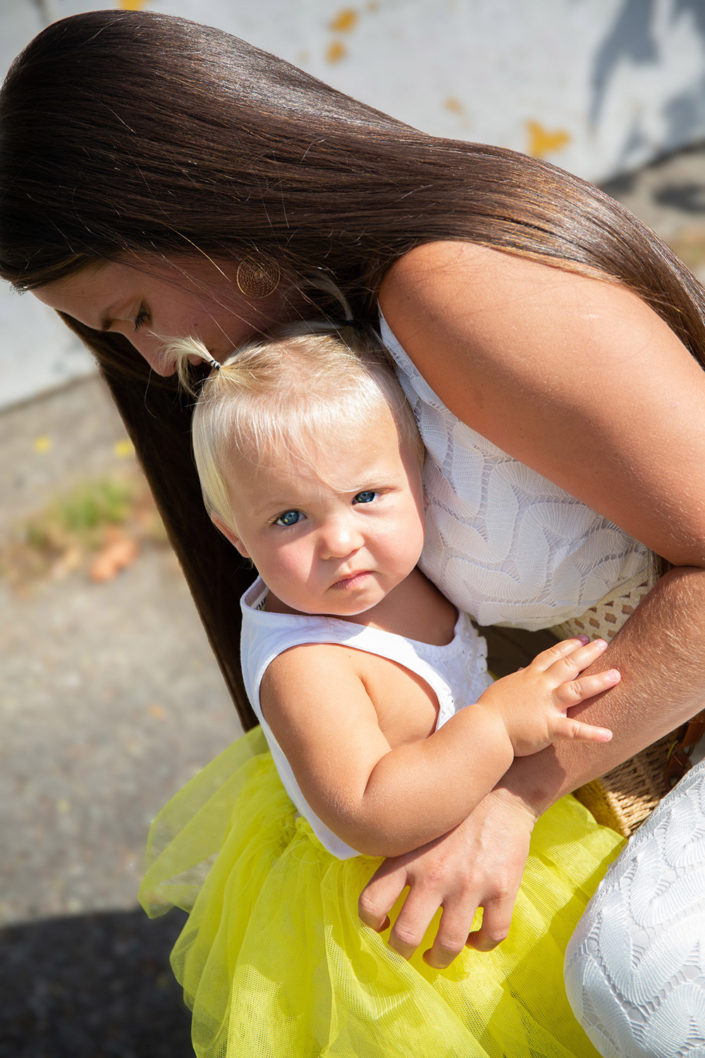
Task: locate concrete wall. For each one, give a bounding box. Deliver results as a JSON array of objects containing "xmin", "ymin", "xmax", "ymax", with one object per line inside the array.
[{"xmin": 3, "ymin": 0, "xmax": 705, "ymax": 408}]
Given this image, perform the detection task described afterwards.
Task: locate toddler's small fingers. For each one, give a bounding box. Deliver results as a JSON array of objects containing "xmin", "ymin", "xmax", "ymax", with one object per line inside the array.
[
  {"xmin": 566, "ymin": 719, "xmax": 613, "ymax": 743},
  {"xmin": 556, "ymin": 668, "xmax": 621, "ymax": 706},
  {"xmin": 550, "ymin": 716, "xmax": 613, "ymax": 743},
  {"xmin": 531, "ymin": 636, "xmax": 590, "ymax": 672},
  {"xmin": 549, "ymin": 638, "xmax": 609, "ymax": 680}
]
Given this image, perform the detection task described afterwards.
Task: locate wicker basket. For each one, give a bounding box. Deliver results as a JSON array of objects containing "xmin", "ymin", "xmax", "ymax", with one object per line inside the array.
[{"xmin": 551, "ymin": 572, "xmax": 704, "ymax": 837}]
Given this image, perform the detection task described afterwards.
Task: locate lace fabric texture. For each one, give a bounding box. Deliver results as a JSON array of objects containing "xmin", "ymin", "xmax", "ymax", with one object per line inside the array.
[
  {"xmin": 140, "ymin": 727, "xmax": 623, "ymax": 1058},
  {"xmin": 380, "ymin": 315, "xmax": 651, "ymax": 631},
  {"xmin": 565, "ymin": 759, "xmax": 705, "ymax": 1057}
]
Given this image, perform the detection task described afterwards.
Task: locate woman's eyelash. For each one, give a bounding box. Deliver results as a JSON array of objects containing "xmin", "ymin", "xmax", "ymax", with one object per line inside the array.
[{"xmin": 134, "ymin": 305, "xmax": 151, "ymax": 331}]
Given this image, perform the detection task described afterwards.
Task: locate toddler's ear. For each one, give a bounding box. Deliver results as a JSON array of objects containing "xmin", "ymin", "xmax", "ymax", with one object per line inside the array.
[{"xmin": 211, "ymin": 516, "xmax": 250, "ymax": 559}]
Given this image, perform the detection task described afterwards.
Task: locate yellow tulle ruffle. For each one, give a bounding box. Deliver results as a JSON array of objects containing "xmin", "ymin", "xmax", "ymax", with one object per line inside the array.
[{"xmin": 140, "ymin": 727, "xmax": 623, "ymax": 1058}]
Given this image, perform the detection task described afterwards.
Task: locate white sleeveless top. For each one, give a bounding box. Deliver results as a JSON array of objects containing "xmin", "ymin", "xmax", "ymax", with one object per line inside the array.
[
  {"xmin": 240, "ymin": 577, "xmax": 492, "ymax": 860},
  {"xmin": 380, "ymin": 314, "xmax": 651, "ymax": 630}
]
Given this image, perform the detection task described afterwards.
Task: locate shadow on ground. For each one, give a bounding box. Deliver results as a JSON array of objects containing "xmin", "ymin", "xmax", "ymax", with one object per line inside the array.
[{"xmin": 0, "ymin": 909, "xmax": 191, "ymax": 1058}]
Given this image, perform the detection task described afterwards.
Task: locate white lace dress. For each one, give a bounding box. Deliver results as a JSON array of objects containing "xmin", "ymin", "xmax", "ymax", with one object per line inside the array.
[
  {"xmin": 379, "ymin": 314, "xmax": 651, "ymax": 631},
  {"xmin": 564, "ymin": 761, "xmax": 705, "ymax": 1056}
]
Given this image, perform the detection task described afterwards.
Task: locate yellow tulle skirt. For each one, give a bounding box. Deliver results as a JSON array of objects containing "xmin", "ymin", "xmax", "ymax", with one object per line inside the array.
[{"xmin": 139, "ymin": 727, "xmax": 623, "ymax": 1058}]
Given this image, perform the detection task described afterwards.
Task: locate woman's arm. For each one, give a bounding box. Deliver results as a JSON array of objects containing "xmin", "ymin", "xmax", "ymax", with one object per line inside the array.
[
  {"xmin": 260, "ymin": 637, "xmax": 615, "ymax": 857},
  {"xmin": 360, "ymin": 565, "xmax": 705, "ymax": 967},
  {"xmin": 361, "ymin": 242, "xmax": 705, "ymax": 964},
  {"xmin": 503, "ymin": 564, "xmax": 705, "ymax": 809},
  {"xmin": 380, "ymin": 239, "xmax": 705, "ymax": 773},
  {"xmin": 380, "ymin": 241, "xmax": 705, "ymax": 567}
]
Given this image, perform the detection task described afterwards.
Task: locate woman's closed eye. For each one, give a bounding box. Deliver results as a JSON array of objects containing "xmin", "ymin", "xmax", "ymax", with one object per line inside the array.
[
  {"xmin": 134, "ymin": 304, "xmax": 151, "ymax": 331},
  {"xmin": 274, "ymin": 509, "xmax": 305, "ymax": 527}
]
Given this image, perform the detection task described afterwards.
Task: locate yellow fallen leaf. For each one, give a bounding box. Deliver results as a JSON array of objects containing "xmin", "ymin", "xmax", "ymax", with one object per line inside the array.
[{"xmin": 34, "ymin": 435, "xmax": 52, "ymax": 454}]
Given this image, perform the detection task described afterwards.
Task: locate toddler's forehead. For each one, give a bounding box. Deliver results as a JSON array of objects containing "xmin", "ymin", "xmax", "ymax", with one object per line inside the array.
[
  {"xmin": 242, "ymin": 409, "xmax": 395, "ymax": 481},
  {"xmin": 264, "ymin": 406, "xmax": 388, "ymax": 458}
]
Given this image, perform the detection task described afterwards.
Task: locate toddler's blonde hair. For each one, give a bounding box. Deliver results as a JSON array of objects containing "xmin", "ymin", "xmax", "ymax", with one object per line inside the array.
[{"xmin": 171, "ymin": 324, "xmax": 423, "ymax": 532}]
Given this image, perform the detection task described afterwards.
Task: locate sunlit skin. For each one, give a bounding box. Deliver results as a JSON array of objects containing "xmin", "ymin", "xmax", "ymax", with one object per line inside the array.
[
  {"xmin": 214, "ymin": 409, "xmax": 428, "ymax": 626},
  {"xmin": 33, "ymin": 254, "xmax": 287, "ymax": 376}
]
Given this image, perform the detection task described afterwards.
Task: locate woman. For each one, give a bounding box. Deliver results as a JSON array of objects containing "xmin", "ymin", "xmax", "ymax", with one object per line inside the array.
[{"xmin": 2, "ymin": 9, "xmax": 704, "ymax": 1048}]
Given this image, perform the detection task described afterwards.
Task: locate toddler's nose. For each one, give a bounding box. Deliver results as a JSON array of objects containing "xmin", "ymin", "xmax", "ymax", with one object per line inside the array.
[{"xmin": 318, "ymin": 517, "xmax": 362, "ymax": 559}]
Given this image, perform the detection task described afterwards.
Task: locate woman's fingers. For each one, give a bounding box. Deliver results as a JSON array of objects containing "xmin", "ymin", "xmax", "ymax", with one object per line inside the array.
[
  {"xmin": 423, "ymin": 899, "xmax": 483, "ymax": 969},
  {"xmin": 387, "ymin": 887, "xmax": 447, "ymax": 960},
  {"xmin": 359, "ymin": 792, "xmax": 536, "ymax": 967},
  {"xmin": 464, "ymin": 893, "xmax": 516, "ymax": 954},
  {"xmin": 358, "ymin": 862, "xmax": 403, "ymax": 932},
  {"xmin": 359, "ymin": 833, "xmax": 484, "ymax": 964}
]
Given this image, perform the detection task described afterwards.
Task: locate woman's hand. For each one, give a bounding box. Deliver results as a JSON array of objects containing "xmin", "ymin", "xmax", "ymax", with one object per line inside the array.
[{"xmin": 359, "ymin": 786, "xmax": 537, "ymax": 968}]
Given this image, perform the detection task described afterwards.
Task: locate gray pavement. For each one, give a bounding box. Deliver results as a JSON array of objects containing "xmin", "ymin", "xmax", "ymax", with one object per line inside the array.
[
  {"xmin": 2, "ymin": 144, "xmax": 705, "ymax": 1056},
  {"xmin": 1, "ymin": 381, "xmax": 240, "ymax": 1056}
]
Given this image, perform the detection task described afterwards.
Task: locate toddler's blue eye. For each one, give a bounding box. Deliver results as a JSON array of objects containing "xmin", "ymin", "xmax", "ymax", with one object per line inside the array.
[
  {"xmin": 353, "ymin": 491, "xmax": 377, "ymax": 504},
  {"xmin": 275, "ymin": 510, "xmax": 303, "ymax": 527}
]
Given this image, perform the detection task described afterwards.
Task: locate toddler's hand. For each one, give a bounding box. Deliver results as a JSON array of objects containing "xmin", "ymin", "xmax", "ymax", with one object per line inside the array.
[{"xmin": 481, "ymin": 637, "xmax": 618, "ymax": 756}]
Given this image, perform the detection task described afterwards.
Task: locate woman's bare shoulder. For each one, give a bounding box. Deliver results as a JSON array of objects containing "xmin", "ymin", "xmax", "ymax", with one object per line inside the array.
[
  {"xmin": 378, "ymin": 240, "xmax": 705, "ymax": 567},
  {"xmin": 380, "ymin": 239, "xmax": 633, "ymax": 320},
  {"xmin": 380, "ymin": 240, "xmax": 498, "ymax": 305}
]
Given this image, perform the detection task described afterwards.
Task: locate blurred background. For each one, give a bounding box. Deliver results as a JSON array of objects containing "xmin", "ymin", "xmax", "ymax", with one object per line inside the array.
[{"xmin": 2, "ymin": 2, "xmax": 705, "ymax": 1055}]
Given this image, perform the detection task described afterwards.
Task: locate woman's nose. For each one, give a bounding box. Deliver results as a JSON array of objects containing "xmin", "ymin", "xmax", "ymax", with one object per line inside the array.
[{"xmin": 130, "ymin": 332, "xmax": 177, "ymax": 377}]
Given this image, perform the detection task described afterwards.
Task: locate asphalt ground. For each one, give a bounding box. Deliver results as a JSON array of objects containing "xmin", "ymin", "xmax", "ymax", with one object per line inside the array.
[{"xmin": 2, "ymin": 145, "xmax": 705, "ymax": 1057}]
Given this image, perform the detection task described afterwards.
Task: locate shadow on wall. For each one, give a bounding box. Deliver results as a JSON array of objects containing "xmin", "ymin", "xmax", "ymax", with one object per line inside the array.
[
  {"xmin": 0, "ymin": 909, "xmax": 192, "ymax": 1058},
  {"xmin": 591, "ymin": 0, "xmax": 705, "ymax": 169},
  {"xmin": 603, "ymin": 139, "xmax": 705, "ymax": 223}
]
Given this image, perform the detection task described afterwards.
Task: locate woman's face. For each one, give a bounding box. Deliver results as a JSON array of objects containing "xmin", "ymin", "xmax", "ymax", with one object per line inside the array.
[{"xmin": 33, "ymin": 254, "xmax": 286, "ymax": 376}]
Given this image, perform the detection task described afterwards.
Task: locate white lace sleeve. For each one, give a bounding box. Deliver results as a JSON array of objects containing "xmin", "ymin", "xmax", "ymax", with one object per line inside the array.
[{"xmin": 564, "ymin": 759, "xmax": 705, "ymax": 1057}]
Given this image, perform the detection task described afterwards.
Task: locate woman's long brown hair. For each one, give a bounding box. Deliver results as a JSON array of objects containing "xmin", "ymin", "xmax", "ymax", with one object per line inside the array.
[{"xmin": 2, "ymin": 10, "xmax": 703, "ymax": 727}]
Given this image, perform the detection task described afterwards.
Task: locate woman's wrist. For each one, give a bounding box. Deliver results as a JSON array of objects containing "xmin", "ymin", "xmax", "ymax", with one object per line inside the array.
[
  {"xmin": 494, "ymin": 750, "xmax": 565, "ymax": 820},
  {"xmin": 486, "ymin": 766, "xmax": 545, "ymax": 825}
]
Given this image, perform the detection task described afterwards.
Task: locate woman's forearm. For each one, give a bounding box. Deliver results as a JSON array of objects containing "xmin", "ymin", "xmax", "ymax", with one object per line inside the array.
[{"xmin": 501, "ymin": 565, "xmax": 705, "ymax": 815}]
